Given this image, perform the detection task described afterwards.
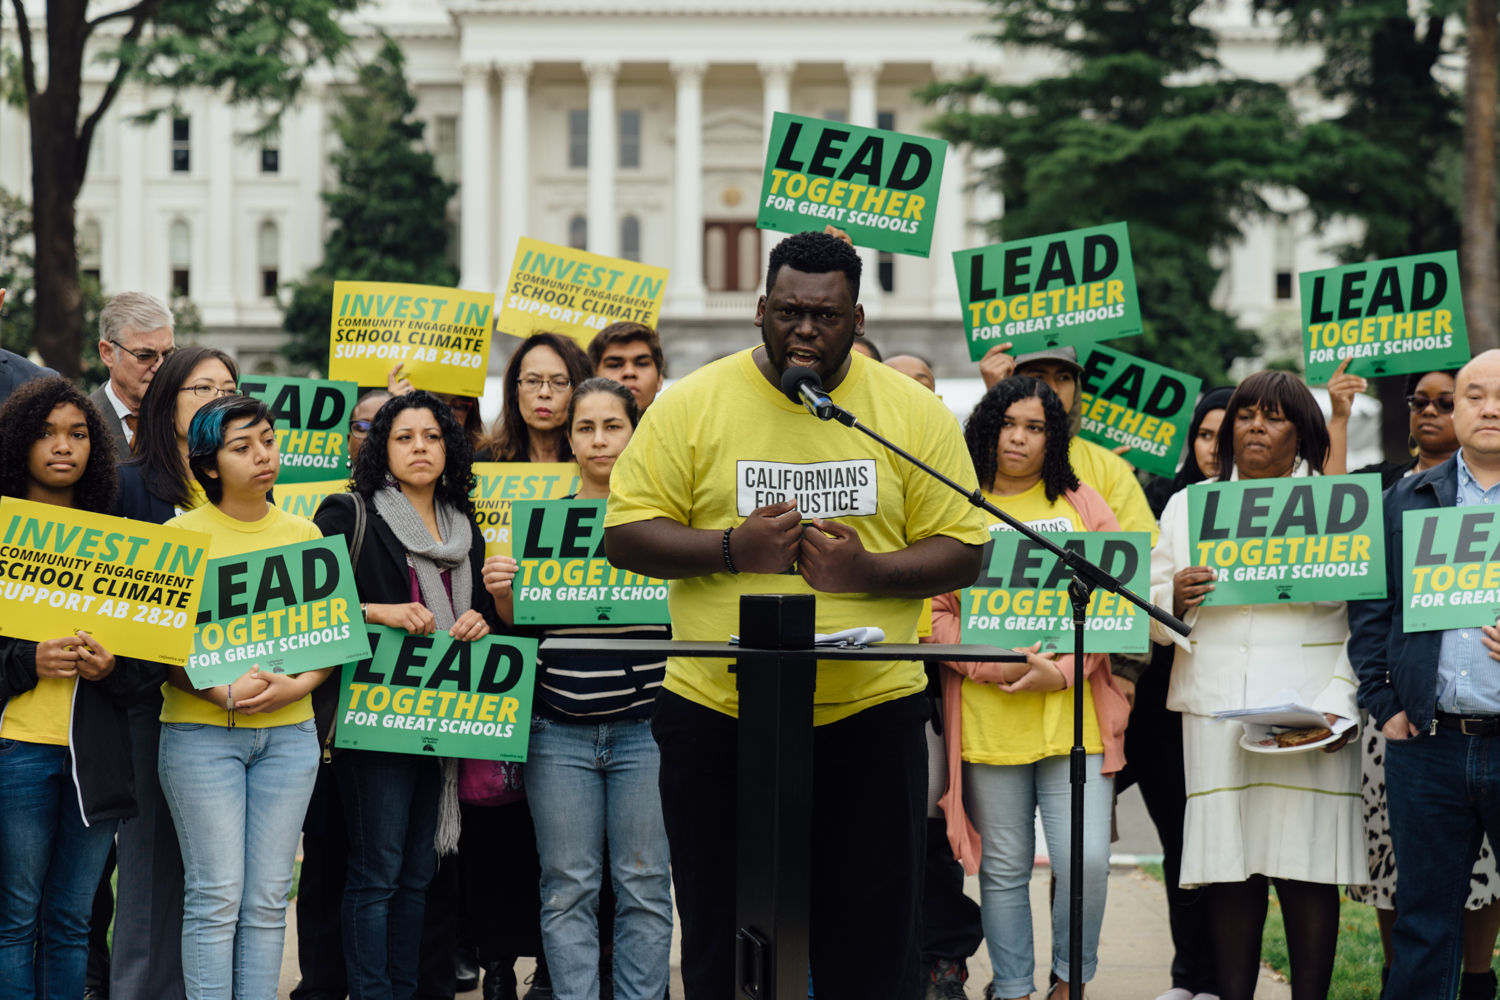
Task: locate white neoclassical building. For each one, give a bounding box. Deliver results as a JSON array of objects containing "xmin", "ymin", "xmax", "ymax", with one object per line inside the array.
[{"xmin": 0, "ymin": 0, "xmax": 1350, "ymax": 377}]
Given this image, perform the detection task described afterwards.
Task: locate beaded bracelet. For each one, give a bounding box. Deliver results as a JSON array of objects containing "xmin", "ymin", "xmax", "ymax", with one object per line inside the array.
[{"xmin": 722, "ymin": 526, "xmax": 738, "ymax": 574}]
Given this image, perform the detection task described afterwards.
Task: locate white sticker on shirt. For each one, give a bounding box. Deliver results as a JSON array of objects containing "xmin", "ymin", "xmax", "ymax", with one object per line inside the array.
[
  {"xmin": 737, "ymin": 460, "xmax": 878, "ymax": 518},
  {"xmin": 990, "ymin": 517, "xmax": 1074, "ymax": 534}
]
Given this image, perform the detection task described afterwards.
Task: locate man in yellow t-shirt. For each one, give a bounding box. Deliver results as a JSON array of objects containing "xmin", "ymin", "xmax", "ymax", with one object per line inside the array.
[{"xmin": 605, "ymin": 231, "xmax": 990, "ymax": 1000}]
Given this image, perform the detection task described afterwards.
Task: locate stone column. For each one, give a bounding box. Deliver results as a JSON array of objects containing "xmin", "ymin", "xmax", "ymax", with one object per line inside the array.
[
  {"xmin": 295, "ymin": 92, "xmax": 326, "ymax": 279},
  {"xmin": 203, "ymin": 100, "xmax": 236, "ymax": 319},
  {"xmin": 846, "ymin": 60, "xmax": 883, "ymax": 313},
  {"xmin": 758, "ymin": 61, "xmax": 795, "ymax": 278},
  {"xmin": 670, "ymin": 60, "xmax": 707, "ymax": 313},
  {"xmin": 584, "ymin": 60, "xmax": 620, "ymax": 258},
  {"xmin": 497, "ymin": 60, "xmax": 532, "ymax": 292},
  {"xmin": 117, "ymin": 91, "xmax": 145, "ymax": 292},
  {"xmin": 459, "ymin": 60, "xmax": 494, "ymax": 291}
]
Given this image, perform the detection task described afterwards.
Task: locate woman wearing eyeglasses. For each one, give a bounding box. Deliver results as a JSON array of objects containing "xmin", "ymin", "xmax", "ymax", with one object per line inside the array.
[
  {"xmin": 104, "ymin": 345, "xmax": 239, "ymax": 1000},
  {"xmin": 1344, "ymin": 368, "xmax": 1500, "ymax": 996},
  {"xmin": 476, "ymin": 333, "xmax": 593, "ymax": 463}
]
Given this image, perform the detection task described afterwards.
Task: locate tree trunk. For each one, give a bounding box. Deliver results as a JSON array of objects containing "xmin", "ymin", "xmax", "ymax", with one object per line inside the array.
[
  {"xmin": 26, "ymin": 0, "xmax": 88, "ymax": 379},
  {"xmin": 1465, "ymin": 0, "xmax": 1500, "ymax": 353}
]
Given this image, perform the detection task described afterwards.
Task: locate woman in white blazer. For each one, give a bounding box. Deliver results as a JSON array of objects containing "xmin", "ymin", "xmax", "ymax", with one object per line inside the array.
[{"xmin": 1149, "ymin": 370, "xmax": 1363, "ymax": 1000}]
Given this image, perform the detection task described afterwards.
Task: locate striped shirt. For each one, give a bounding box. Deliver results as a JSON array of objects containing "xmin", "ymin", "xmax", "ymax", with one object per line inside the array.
[{"xmin": 535, "ymin": 623, "xmax": 670, "ymax": 721}]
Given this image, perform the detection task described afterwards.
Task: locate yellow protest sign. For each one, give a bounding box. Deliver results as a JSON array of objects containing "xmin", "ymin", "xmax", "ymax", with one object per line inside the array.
[
  {"xmin": 275, "ymin": 480, "xmax": 348, "ymax": 520},
  {"xmin": 497, "ymin": 238, "xmax": 670, "ymax": 348},
  {"xmin": 471, "ymin": 462, "xmax": 580, "ymax": 557},
  {"xmin": 327, "ymin": 280, "xmax": 494, "ymax": 396},
  {"xmin": 0, "ymin": 498, "xmax": 210, "ymax": 666}
]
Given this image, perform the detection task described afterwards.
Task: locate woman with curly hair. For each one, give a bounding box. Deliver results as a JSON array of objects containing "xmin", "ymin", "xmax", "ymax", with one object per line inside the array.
[
  {"xmin": 476, "ymin": 333, "xmax": 593, "ymax": 462},
  {"xmin": 0, "ymin": 377, "xmax": 161, "ymax": 1000},
  {"xmin": 312, "ymin": 391, "xmax": 498, "ymax": 1000},
  {"xmin": 931, "ymin": 376, "xmax": 1131, "ymax": 1000}
]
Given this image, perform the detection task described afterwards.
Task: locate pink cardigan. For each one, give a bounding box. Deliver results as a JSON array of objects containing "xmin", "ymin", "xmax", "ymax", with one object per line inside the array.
[{"xmin": 929, "ymin": 483, "xmax": 1132, "ymax": 876}]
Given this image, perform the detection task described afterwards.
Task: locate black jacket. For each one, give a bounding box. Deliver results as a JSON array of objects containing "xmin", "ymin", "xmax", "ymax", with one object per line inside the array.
[
  {"xmin": 311, "ymin": 492, "xmax": 501, "ymax": 747},
  {"xmin": 0, "ymin": 638, "xmax": 165, "ymax": 824},
  {"xmin": 1347, "ymin": 455, "xmax": 1455, "ymax": 731},
  {"xmin": 112, "ymin": 462, "xmax": 179, "ymax": 525}
]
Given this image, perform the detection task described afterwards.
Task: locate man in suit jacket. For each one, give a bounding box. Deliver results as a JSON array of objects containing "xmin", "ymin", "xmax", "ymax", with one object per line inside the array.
[
  {"xmin": 90, "ymin": 291, "xmax": 175, "ymax": 460},
  {"xmin": 1349, "ymin": 348, "xmax": 1500, "ymax": 1000},
  {"xmin": 0, "ymin": 348, "xmax": 56, "ymax": 403}
]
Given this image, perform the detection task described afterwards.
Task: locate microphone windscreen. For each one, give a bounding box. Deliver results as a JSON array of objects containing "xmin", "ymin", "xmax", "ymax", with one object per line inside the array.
[{"xmin": 780, "ymin": 366, "xmax": 820, "ymax": 405}]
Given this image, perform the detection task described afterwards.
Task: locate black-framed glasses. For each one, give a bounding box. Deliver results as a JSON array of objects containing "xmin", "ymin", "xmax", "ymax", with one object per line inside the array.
[
  {"xmin": 178, "ymin": 384, "xmax": 237, "ymax": 400},
  {"xmin": 517, "ymin": 376, "xmax": 571, "ymax": 393},
  {"xmin": 1406, "ymin": 394, "xmax": 1455, "ymax": 414},
  {"xmin": 110, "ymin": 339, "xmax": 175, "ymax": 366},
  {"xmin": 350, "ymin": 419, "xmax": 373, "ymax": 436}
]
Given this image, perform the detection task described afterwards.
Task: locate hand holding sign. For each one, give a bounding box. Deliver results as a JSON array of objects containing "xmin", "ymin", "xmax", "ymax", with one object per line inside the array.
[
  {"xmin": 35, "ymin": 635, "xmax": 83, "ymax": 679},
  {"xmin": 482, "ymin": 555, "xmax": 519, "ymax": 600},
  {"xmin": 1325, "ymin": 358, "xmax": 1368, "ymax": 420},
  {"xmin": 449, "ymin": 609, "xmax": 491, "ymax": 643},
  {"xmin": 1172, "ymin": 566, "xmax": 1216, "ymax": 620},
  {"xmin": 731, "ymin": 500, "xmax": 803, "ymax": 574},
  {"xmin": 73, "ymin": 631, "xmax": 115, "ymax": 682},
  {"xmin": 997, "ymin": 643, "xmax": 1067, "ymax": 694},
  {"xmin": 978, "ymin": 343, "xmax": 1016, "ymax": 390},
  {"xmin": 387, "ymin": 363, "xmax": 413, "ymax": 396}
]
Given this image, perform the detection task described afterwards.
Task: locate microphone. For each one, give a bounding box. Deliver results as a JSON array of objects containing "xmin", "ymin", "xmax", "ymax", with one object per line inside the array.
[{"xmin": 780, "ymin": 367, "xmax": 837, "ymax": 420}]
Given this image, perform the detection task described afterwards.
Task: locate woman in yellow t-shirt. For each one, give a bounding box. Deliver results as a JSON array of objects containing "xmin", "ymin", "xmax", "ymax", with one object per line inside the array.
[
  {"xmin": 0, "ymin": 377, "xmax": 159, "ymax": 1000},
  {"xmin": 932, "ymin": 376, "xmax": 1130, "ymax": 1000},
  {"xmin": 158, "ymin": 394, "xmax": 329, "ymax": 1000}
]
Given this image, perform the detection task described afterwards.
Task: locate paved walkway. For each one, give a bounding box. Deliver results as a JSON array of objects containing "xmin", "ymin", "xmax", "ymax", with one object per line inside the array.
[{"xmin": 275, "ymin": 862, "xmax": 1291, "ymax": 999}]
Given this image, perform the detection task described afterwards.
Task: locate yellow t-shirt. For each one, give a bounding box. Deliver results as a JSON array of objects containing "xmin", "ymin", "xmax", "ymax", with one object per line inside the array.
[
  {"xmin": 1068, "ymin": 437, "xmax": 1158, "ymax": 545},
  {"xmin": 606, "ymin": 349, "xmax": 992, "ymax": 725},
  {"xmin": 0, "ymin": 676, "xmax": 76, "ymax": 746},
  {"xmin": 160, "ymin": 502, "xmax": 323, "ymax": 728},
  {"xmin": 960, "ymin": 482, "xmax": 1103, "ymax": 764}
]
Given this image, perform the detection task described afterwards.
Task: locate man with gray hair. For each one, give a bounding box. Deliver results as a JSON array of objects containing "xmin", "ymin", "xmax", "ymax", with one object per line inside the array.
[{"xmin": 90, "ymin": 291, "xmax": 175, "ymax": 459}]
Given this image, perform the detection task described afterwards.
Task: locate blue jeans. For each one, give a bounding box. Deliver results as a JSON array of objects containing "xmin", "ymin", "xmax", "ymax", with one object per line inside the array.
[
  {"xmin": 525, "ymin": 716, "xmax": 672, "ymax": 1000},
  {"xmin": 1385, "ymin": 726, "xmax": 1500, "ymax": 999},
  {"xmin": 158, "ymin": 721, "xmax": 319, "ymax": 1000},
  {"xmin": 334, "ymin": 749, "xmax": 440, "ymax": 1000},
  {"xmin": 963, "ymin": 754, "xmax": 1112, "ymax": 997},
  {"xmin": 0, "ymin": 739, "xmax": 118, "ymax": 1000}
]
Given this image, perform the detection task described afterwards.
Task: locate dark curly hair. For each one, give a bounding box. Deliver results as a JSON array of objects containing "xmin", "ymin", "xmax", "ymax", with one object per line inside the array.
[
  {"xmin": 766, "ymin": 230, "xmax": 862, "ymax": 303},
  {"xmin": 477, "ymin": 333, "xmax": 593, "ymax": 462},
  {"xmin": 351, "ymin": 390, "xmax": 475, "ymax": 515},
  {"xmin": 964, "ymin": 376, "xmax": 1079, "ymax": 503},
  {"xmin": 1216, "ymin": 370, "xmax": 1329, "ymax": 476},
  {"xmin": 0, "ymin": 376, "xmax": 119, "ymax": 513}
]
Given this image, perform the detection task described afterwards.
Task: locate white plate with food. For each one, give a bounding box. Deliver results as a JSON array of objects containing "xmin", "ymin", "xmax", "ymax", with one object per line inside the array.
[{"xmin": 1239, "ymin": 724, "xmax": 1344, "ymax": 754}]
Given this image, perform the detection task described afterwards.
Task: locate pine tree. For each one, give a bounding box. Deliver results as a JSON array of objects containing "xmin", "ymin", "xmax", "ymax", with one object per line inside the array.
[
  {"xmin": 281, "ymin": 37, "xmax": 458, "ymax": 373},
  {"xmin": 924, "ymin": 0, "xmax": 1303, "ymax": 384}
]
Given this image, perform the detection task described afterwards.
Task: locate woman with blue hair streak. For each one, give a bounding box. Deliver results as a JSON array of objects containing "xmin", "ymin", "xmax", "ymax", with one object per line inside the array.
[{"xmin": 158, "ymin": 394, "xmax": 330, "ymax": 1000}]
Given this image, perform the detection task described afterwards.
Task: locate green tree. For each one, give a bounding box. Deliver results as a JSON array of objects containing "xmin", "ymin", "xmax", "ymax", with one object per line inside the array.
[
  {"xmin": 2, "ymin": 0, "xmax": 363, "ymax": 378},
  {"xmin": 1257, "ymin": 0, "xmax": 1466, "ymax": 455},
  {"xmin": 924, "ymin": 0, "xmax": 1303, "ymax": 384},
  {"xmin": 281, "ymin": 37, "xmax": 457, "ymax": 374}
]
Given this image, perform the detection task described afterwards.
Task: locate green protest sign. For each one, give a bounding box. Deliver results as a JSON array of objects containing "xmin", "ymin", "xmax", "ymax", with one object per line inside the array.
[
  {"xmin": 471, "ymin": 462, "xmax": 581, "ymax": 557},
  {"xmin": 239, "ymin": 375, "xmax": 357, "ymax": 484},
  {"xmin": 186, "ymin": 538, "xmax": 369, "ymax": 688},
  {"xmin": 1402, "ymin": 507, "xmax": 1500, "ymax": 631},
  {"xmin": 333, "ymin": 625, "xmax": 537, "ymax": 761},
  {"xmin": 1077, "ymin": 344, "xmax": 1202, "ymax": 478},
  {"xmin": 952, "ymin": 222, "xmax": 1141, "ymax": 361},
  {"xmin": 512, "ymin": 499, "xmax": 668, "ymax": 625},
  {"xmin": 959, "ymin": 531, "xmax": 1150, "ymax": 653},
  {"xmin": 757, "ymin": 112, "xmax": 946, "ymax": 257},
  {"xmin": 1300, "ymin": 250, "xmax": 1471, "ymax": 381},
  {"xmin": 1186, "ymin": 475, "xmax": 1386, "ymax": 606}
]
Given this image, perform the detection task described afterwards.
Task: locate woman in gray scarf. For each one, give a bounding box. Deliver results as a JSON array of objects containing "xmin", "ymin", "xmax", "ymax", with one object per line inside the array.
[{"xmin": 313, "ymin": 391, "xmax": 497, "ymax": 1000}]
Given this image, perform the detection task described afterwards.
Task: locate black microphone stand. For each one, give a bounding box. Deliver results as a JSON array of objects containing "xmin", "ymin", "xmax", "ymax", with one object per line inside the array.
[{"xmin": 801, "ymin": 386, "xmax": 1191, "ymax": 998}]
